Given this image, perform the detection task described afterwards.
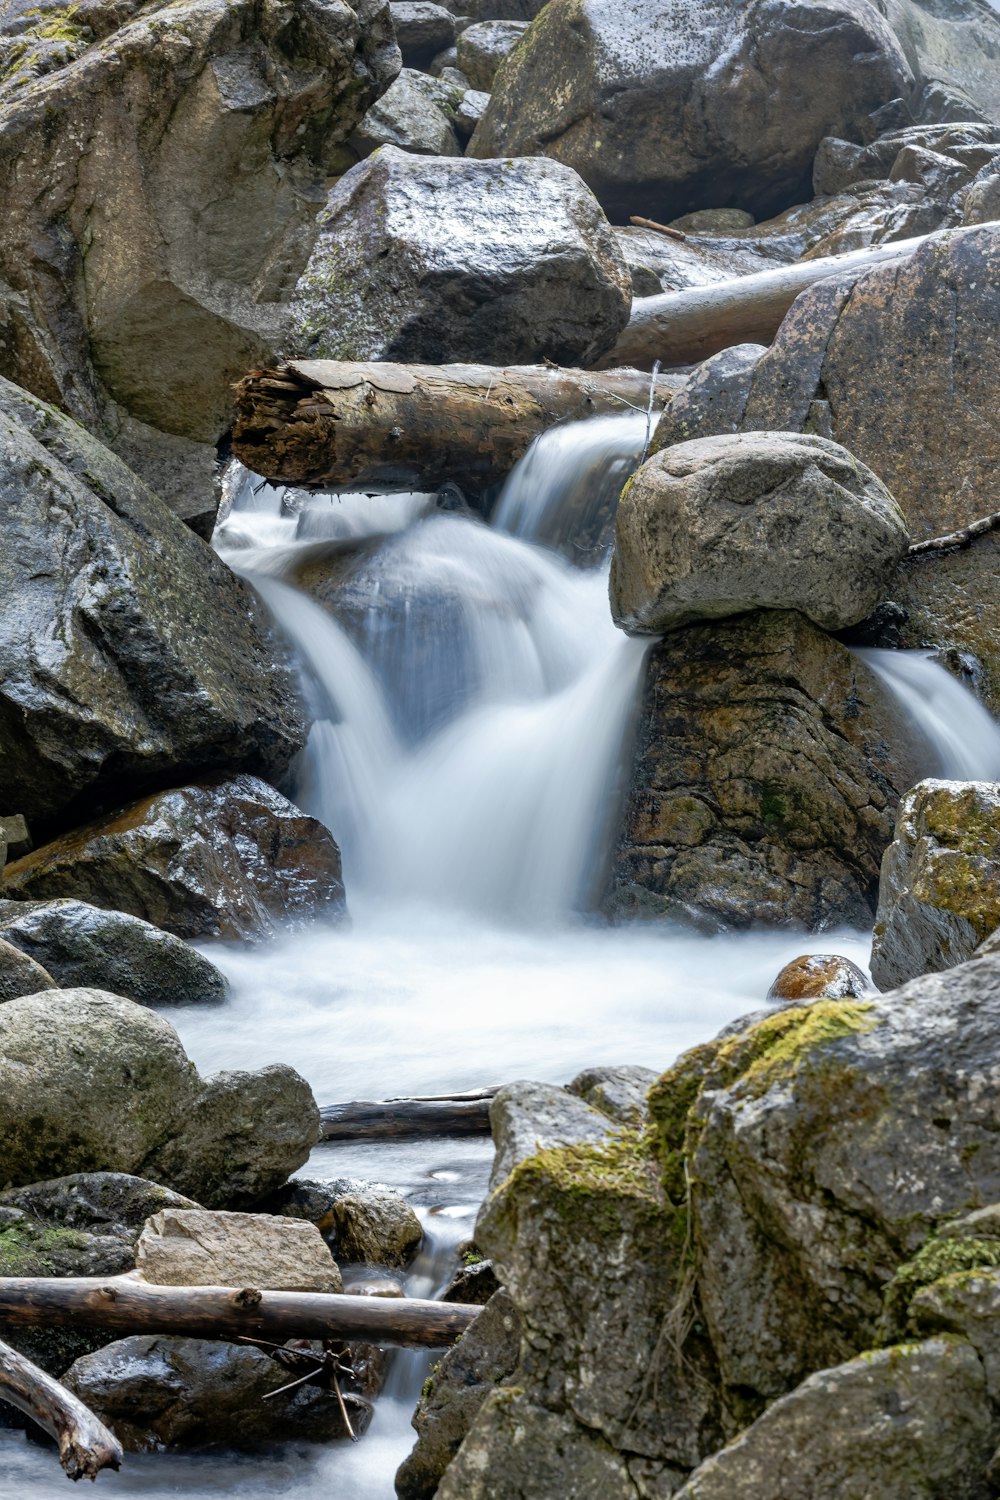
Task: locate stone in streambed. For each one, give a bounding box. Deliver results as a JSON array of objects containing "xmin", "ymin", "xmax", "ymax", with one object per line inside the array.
[
  {"xmin": 871, "ymin": 779, "xmax": 1000, "ymax": 990},
  {"xmin": 766, "ymin": 954, "xmax": 871, "ymax": 1002},
  {"xmin": 455, "ymin": 20, "xmax": 527, "ymax": 89},
  {"xmin": 64, "ymin": 1336, "xmax": 367, "ymax": 1450},
  {"xmin": 350, "ymin": 69, "xmax": 463, "ymax": 159},
  {"xmin": 135, "ymin": 1208, "xmax": 342, "ymax": 1292},
  {"xmin": 1, "ymin": 775, "xmax": 345, "ymax": 943},
  {"xmin": 0, "ymin": 899, "xmax": 226, "ymax": 1007},
  {"xmin": 610, "ymin": 432, "xmax": 909, "ymax": 636},
  {"xmin": 327, "ymin": 1183, "xmax": 424, "ymax": 1269},
  {"xmin": 0, "ymin": 937, "xmax": 55, "ymax": 1003},
  {"xmin": 290, "ymin": 147, "xmax": 631, "ymax": 367},
  {"xmin": 0, "ymin": 379, "xmax": 305, "ymax": 823}
]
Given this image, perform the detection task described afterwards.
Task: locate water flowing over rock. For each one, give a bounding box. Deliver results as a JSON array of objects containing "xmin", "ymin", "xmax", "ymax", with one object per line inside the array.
[
  {"xmin": 289, "ymin": 147, "xmax": 632, "ymax": 366},
  {"xmin": 0, "ymin": 899, "xmax": 227, "ymax": 1007},
  {"xmin": 610, "ymin": 432, "xmax": 909, "ymax": 635},
  {"xmin": 468, "ymin": 0, "xmax": 915, "ymax": 221},
  {"xmin": 135, "ymin": 1208, "xmax": 343, "ymax": 1292},
  {"xmin": 0, "ymin": 380, "xmax": 305, "ymax": 825},
  {"xmin": 871, "ymin": 779, "xmax": 1000, "ymax": 989},
  {"xmin": 606, "ymin": 610, "xmax": 921, "ymax": 931},
  {"xmin": 1, "ymin": 776, "xmax": 345, "ymax": 943},
  {"xmin": 0, "ymin": 0, "xmax": 400, "ymax": 518}
]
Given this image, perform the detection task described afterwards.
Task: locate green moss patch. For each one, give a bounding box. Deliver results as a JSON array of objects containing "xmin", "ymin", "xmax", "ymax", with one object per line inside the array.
[{"xmin": 881, "ymin": 1235, "xmax": 1000, "ymax": 1332}]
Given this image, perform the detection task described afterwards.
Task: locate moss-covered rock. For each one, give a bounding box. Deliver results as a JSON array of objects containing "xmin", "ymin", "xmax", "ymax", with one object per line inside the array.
[{"xmin": 871, "ymin": 779, "xmax": 1000, "ymax": 989}]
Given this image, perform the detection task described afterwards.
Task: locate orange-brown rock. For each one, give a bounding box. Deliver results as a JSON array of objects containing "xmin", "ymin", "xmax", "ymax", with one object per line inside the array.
[{"xmin": 766, "ymin": 954, "xmax": 871, "ymax": 1002}]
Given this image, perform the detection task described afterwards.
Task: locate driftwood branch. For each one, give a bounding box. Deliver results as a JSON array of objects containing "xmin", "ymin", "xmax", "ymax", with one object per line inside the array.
[
  {"xmin": 595, "ymin": 223, "xmax": 1000, "ymax": 371},
  {"xmin": 232, "ymin": 360, "xmax": 682, "ymax": 494},
  {"xmin": 0, "ymin": 1337, "xmax": 123, "ymax": 1481},
  {"xmin": 907, "ymin": 508, "xmax": 1000, "ymax": 557},
  {"xmin": 629, "ymin": 215, "xmax": 687, "ymax": 242},
  {"xmin": 0, "ymin": 1277, "xmax": 478, "ymax": 1350},
  {"xmin": 320, "ymin": 1087, "xmax": 498, "ymax": 1142}
]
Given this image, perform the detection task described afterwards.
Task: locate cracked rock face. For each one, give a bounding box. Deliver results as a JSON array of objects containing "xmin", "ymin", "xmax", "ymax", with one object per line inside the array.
[
  {"xmin": 468, "ymin": 0, "xmax": 915, "ymax": 221},
  {"xmin": 0, "ymin": 0, "xmax": 399, "ymax": 518},
  {"xmin": 605, "ymin": 609, "xmax": 923, "ymax": 931}
]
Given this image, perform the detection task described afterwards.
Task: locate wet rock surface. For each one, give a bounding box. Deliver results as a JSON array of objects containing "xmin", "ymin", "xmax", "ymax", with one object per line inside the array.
[
  {"xmin": 290, "ymin": 146, "xmax": 632, "ymax": 366},
  {"xmin": 64, "ymin": 1335, "xmax": 367, "ymax": 1450},
  {"xmin": 350, "ymin": 68, "xmax": 463, "ymax": 157},
  {"xmin": 0, "ymin": 382, "xmax": 305, "ymax": 825},
  {"xmin": 0, "ymin": 0, "xmax": 399, "ymax": 514},
  {"xmin": 606, "ymin": 610, "xmax": 921, "ymax": 931},
  {"xmin": 327, "ymin": 1182, "xmax": 424, "ymax": 1268},
  {"xmin": 0, "ymin": 1174, "xmax": 199, "ymax": 1238},
  {"xmin": 0, "ymin": 936, "xmax": 54, "ymax": 1002},
  {"xmin": 871, "ymin": 779, "xmax": 1000, "ymax": 989},
  {"xmin": 469, "ymin": 0, "xmax": 914, "ymax": 221},
  {"xmin": 766, "ymin": 953, "xmax": 872, "ymax": 1001},
  {"xmin": 610, "ymin": 432, "xmax": 908, "ymax": 635},
  {"xmin": 2, "ymin": 775, "xmax": 345, "ymax": 942},
  {"xmin": 0, "ymin": 898, "xmax": 226, "ymax": 1007}
]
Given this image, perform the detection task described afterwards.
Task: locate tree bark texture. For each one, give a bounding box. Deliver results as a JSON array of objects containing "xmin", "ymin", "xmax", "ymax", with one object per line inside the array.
[
  {"xmin": 0, "ymin": 1277, "xmax": 478, "ymax": 1350},
  {"xmin": 0, "ymin": 1336, "xmax": 123, "ymax": 1481},
  {"xmin": 232, "ymin": 360, "xmax": 682, "ymax": 495},
  {"xmin": 320, "ymin": 1088, "xmax": 497, "ymax": 1141}
]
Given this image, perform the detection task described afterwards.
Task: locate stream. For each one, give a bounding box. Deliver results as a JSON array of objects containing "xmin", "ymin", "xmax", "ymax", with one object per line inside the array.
[{"xmin": 8, "ymin": 415, "xmax": 1000, "ymax": 1497}]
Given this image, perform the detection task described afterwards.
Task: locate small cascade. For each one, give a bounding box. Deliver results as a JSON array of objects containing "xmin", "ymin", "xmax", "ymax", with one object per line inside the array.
[
  {"xmin": 857, "ymin": 648, "xmax": 1000, "ymax": 780},
  {"xmin": 226, "ymin": 414, "xmax": 650, "ymax": 923}
]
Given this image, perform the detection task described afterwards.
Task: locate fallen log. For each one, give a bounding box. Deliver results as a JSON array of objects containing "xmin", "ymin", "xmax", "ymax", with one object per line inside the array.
[
  {"xmin": 0, "ymin": 1336, "xmax": 123, "ymax": 1481},
  {"xmin": 594, "ymin": 223, "xmax": 1000, "ymax": 371},
  {"xmin": 232, "ymin": 360, "xmax": 682, "ymax": 494},
  {"xmin": 0, "ymin": 1277, "xmax": 478, "ymax": 1350},
  {"xmin": 320, "ymin": 1087, "xmax": 498, "ymax": 1141}
]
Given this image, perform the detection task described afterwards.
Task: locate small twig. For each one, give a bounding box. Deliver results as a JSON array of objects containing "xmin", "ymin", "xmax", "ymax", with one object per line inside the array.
[
  {"xmin": 907, "ymin": 509, "xmax": 1000, "ymax": 556},
  {"xmin": 263, "ymin": 1366, "xmax": 322, "ymax": 1401},
  {"xmin": 641, "ymin": 360, "xmax": 662, "ymax": 466},
  {"xmin": 332, "ymin": 1373, "xmax": 357, "ymax": 1441},
  {"xmin": 629, "ymin": 215, "xmax": 687, "ymax": 242}
]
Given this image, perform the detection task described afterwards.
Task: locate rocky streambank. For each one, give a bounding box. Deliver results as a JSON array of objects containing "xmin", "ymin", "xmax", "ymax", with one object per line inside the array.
[{"xmin": 1, "ymin": 0, "xmax": 1000, "ymax": 1492}]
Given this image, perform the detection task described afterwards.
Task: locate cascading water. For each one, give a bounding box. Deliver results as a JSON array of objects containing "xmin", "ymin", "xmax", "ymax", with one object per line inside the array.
[
  {"xmin": 855, "ymin": 647, "xmax": 1000, "ymax": 780},
  {"xmin": 13, "ymin": 416, "xmax": 1000, "ymax": 1499}
]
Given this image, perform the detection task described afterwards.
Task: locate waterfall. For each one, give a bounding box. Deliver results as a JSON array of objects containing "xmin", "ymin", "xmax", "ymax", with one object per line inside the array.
[
  {"xmin": 221, "ymin": 414, "xmax": 650, "ymax": 923},
  {"xmin": 857, "ymin": 648, "xmax": 1000, "ymax": 780}
]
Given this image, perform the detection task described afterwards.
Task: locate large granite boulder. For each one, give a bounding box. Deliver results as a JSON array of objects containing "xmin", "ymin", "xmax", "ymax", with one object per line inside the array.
[
  {"xmin": 0, "ymin": 988, "xmax": 318, "ymax": 1202},
  {"xmin": 610, "ymin": 432, "xmax": 908, "ymax": 635},
  {"xmin": 605, "ymin": 609, "xmax": 922, "ymax": 930},
  {"xmin": 0, "ymin": 0, "xmax": 399, "ymax": 516},
  {"xmin": 349, "ymin": 68, "xmax": 463, "ymax": 157},
  {"xmin": 0, "ymin": 380, "xmax": 304, "ymax": 825},
  {"xmin": 877, "ymin": 0, "xmax": 1000, "ymax": 124},
  {"xmin": 469, "ymin": 0, "xmax": 915, "ymax": 221},
  {"xmin": 290, "ymin": 146, "xmax": 632, "ymax": 366},
  {"xmin": 1, "ymin": 776, "xmax": 345, "ymax": 943},
  {"xmin": 0, "ymin": 899, "xmax": 227, "ymax": 1007},
  {"xmin": 389, "ymin": 0, "xmax": 455, "ymax": 65},
  {"xmin": 871, "ymin": 780, "xmax": 1000, "ymax": 989},
  {"xmin": 673, "ymin": 1337, "xmax": 997, "ymax": 1500},
  {"xmin": 455, "ymin": 20, "xmax": 527, "ymax": 89}
]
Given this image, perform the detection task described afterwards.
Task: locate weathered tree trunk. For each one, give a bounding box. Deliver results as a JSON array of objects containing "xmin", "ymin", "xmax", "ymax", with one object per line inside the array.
[
  {"xmin": 232, "ymin": 360, "xmax": 681, "ymax": 495},
  {"xmin": 320, "ymin": 1087, "xmax": 498, "ymax": 1141},
  {"xmin": 0, "ymin": 1337, "xmax": 123, "ymax": 1481},
  {"xmin": 0, "ymin": 1277, "xmax": 477, "ymax": 1350},
  {"xmin": 594, "ymin": 225, "xmax": 1000, "ymax": 371}
]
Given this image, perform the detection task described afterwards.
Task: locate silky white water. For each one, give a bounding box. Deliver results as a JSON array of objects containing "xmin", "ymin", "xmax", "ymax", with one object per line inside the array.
[
  {"xmin": 12, "ymin": 416, "xmax": 1000, "ymax": 1497},
  {"xmin": 855, "ymin": 647, "xmax": 1000, "ymax": 780}
]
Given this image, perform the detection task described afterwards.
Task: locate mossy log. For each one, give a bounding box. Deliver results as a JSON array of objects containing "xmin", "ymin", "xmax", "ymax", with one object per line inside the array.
[
  {"xmin": 320, "ymin": 1087, "xmax": 497, "ymax": 1141},
  {"xmin": 0, "ymin": 1276, "xmax": 478, "ymax": 1349},
  {"xmin": 594, "ymin": 224, "xmax": 1000, "ymax": 371},
  {"xmin": 0, "ymin": 1336, "xmax": 123, "ymax": 1480},
  {"xmin": 232, "ymin": 360, "xmax": 681, "ymax": 495}
]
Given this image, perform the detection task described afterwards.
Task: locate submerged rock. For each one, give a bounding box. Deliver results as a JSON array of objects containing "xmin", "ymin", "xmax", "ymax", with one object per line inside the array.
[
  {"xmin": 610, "ymin": 432, "xmax": 908, "ymax": 635},
  {"xmin": 469, "ymin": 0, "xmax": 913, "ymax": 221},
  {"xmin": 64, "ymin": 1336, "xmax": 366, "ymax": 1450},
  {"xmin": 606, "ymin": 609, "xmax": 921, "ymax": 931},
  {"xmin": 0, "ymin": 380, "xmax": 305, "ymax": 824},
  {"xmin": 2, "ymin": 775, "xmax": 345, "ymax": 943},
  {"xmin": 0, "ymin": 0, "xmax": 399, "ymax": 515},
  {"xmin": 0, "ymin": 899, "xmax": 226, "ymax": 1007},
  {"xmin": 871, "ymin": 779, "xmax": 1000, "ymax": 989},
  {"xmin": 290, "ymin": 146, "xmax": 632, "ymax": 366},
  {"xmin": 135, "ymin": 1208, "xmax": 342, "ymax": 1292}
]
